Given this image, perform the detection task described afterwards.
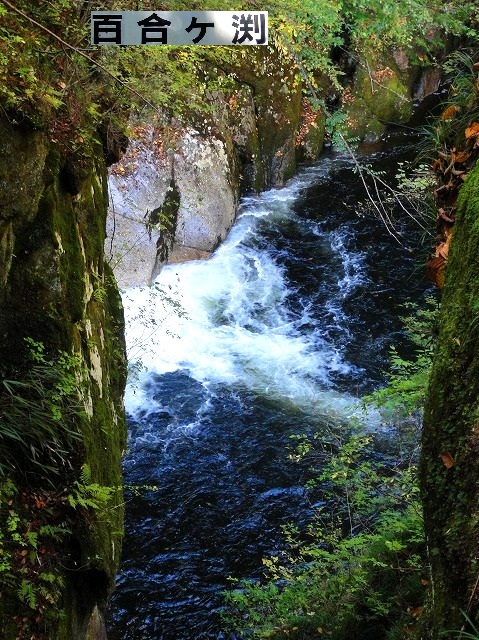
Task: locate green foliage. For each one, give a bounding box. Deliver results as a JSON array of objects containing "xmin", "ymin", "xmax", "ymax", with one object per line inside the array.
[
  {"xmin": 418, "ymin": 48, "xmax": 479, "ymax": 162},
  {"xmin": 263, "ymin": 0, "xmax": 477, "ymax": 93},
  {"xmin": 67, "ymin": 464, "xmax": 115, "ymax": 512},
  {"xmin": 0, "ymin": 339, "xmax": 85, "ymax": 479},
  {"xmin": 0, "ymin": 1, "xmax": 86, "ymax": 118},
  {"xmin": 223, "ymin": 431, "xmax": 426, "ymax": 639},
  {"xmin": 395, "ymin": 160, "xmax": 436, "ymax": 194},
  {"xmin": 0, "ymin": 478, "xmax": 69, "ymax": 627},
  {"xmin": 223, "ymin": 298, "xmax": 441, "ymax": 639},
  {"xmin": 0, "ymin": 0, "xmax": 475, "ymax": 144},
  {"xmin": 364, "ymin": 296, "xmax": 439, "ymax": 420},
  {"xmin": 352, "ymin": 156, "xmax": 438, "ymax": 244},
  {"xmin": 0, "ymin": 461, "xmax": 119, "ymax": 633}
]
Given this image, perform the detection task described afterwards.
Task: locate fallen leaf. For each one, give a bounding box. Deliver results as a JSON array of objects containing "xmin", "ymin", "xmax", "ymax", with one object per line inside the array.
[
  {"xmin": 436, "ymin": 230, "xmax": 453, "ymax": 260},
  {"xmin": 439, "ymin": 451, "xmax": 455, "ymax": 469},
  {"xmin": 441, "ymin": 105, "xmax": 460, "ymax": 120},
  {"xmin": 453, "ymin": 150, "xmax": 470, "ymax": 164},
  {"xmin": 426, "ymin": 255, "xmax": 445, "ymax": 288},
  {"xmin": 465, "ymin": 123, "xmax": 479, "ymax": 139},
  {"xmin": 410, "ymin": 606, "xmax": 424, "ymax": 619},
  {"xmin": 437, "ymin": 243, "xmax": 448, "ymax": 259}
]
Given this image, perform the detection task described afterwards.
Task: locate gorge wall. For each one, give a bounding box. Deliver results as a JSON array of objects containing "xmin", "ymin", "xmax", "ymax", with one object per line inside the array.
[
  {"xmin": 0, "ymin": 118, "xmax": 127, "ymax": 638},
  {"xmin": 421, "ymin": 161, "xmax": 479, "ymax": 637}
]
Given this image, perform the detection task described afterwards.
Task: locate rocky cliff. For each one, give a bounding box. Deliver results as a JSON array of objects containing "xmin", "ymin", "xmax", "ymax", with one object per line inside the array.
[
  {"xmin": 421, "ymin": 160, "xmax": 479, "ymax": 636},
  {"xmin": 105, "ymin": 44, "xmax": 325, "ymax": 289},
  {"xmin": 0, "ymin": 117, "xmax": 127, "ymax": 639}
]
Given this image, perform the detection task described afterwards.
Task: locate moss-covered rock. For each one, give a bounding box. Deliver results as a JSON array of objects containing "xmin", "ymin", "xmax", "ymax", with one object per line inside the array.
[
  {"xmin": 420, "ymin": 161, "xmax": 479, "ymax": 637},
  {"xmin": 0, "ymin": 118, "xmax": 127, "ymax": 639},
  {"xmin": 106, "ymin": 43, "xmax": 324, "ymax": 287},
  {"xmin": 226, "ymin": 45, "xmax": 306, "ymax": 187},
  {"xmin": 342, "ymin": 46, "xmax": 418, "ymax": 141}
]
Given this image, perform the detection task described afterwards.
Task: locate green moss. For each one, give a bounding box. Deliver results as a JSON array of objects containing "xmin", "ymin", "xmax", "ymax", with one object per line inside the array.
[
  {"xmin": 0, "ymin": 117, "xmax": 127, "ymax": 638},
  {"xmin": 343, "ymin": 47, "xmax": 416, "ymax": 140},
  {"xmin": 420, "ymin": 162, "xmax": 479, "ymax": 637}
]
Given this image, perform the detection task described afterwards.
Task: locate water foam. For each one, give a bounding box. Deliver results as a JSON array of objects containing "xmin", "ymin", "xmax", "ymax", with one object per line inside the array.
[{"xmin": 123, "ymin": 168, "xmax": 361, "ymax": 422}]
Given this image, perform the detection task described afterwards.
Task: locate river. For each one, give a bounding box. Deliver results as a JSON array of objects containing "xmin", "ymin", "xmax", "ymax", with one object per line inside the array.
[{"xmin": 106, "ymin": 143, "xmax": 429, "ymax": 639}]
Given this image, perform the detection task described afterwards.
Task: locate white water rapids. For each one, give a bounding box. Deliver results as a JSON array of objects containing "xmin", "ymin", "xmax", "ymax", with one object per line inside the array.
[{"xmin": 122, "ymin": 162, "xmax": 367, "ymax": 428}]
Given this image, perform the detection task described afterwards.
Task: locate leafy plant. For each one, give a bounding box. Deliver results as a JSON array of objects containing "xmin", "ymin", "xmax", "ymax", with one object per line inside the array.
[
  {"xmin": 0, "ymin": 340, "xmax": 85, "ymax": 479},
  {"xmin": 223, "ymin": 431, "xmax": 426, "ymax": 639},
  {"xmin": 364, "ymin": 296, "xmax": 439, "ymax": 420},
  {"xmin": 0, "ymin": 478, "xmax": 70, "ymax": 632},
  {"xmin": 417, "ymin": 48, "xmax": 479, "ymax": 164},
  {"xmin": 67, "ymin": 464, "xmax": 115, "ymax": 512}
]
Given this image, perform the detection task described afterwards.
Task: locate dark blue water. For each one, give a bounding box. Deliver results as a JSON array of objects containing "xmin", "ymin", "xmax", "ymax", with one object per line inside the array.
[{"xmin": 107, "ymin": 147, "xmax": 430, "ymax": 639}]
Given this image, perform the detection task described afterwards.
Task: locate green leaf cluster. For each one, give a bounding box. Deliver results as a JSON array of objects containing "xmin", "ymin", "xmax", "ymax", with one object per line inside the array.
[
  {"xmin": 223, "ymin": 432, "xmax": 426, "ymax": 639},
  {"xmin": 67, "ymin": 464, "xmax": 115, "ymax": 512},
  {"xmin": 0, "ymin": 479, "xmax": 69, "ymax": 629},
  {"xmin": 0, "ymin": 339, "xmax": 85, "ymax": 480},
  {"xmin": 364, "ymin": 296, "xmax": 439, "ymax": 420}
]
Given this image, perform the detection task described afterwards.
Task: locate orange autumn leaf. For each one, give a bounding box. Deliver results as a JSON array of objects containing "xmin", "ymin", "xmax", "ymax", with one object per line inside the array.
[
  {"xmin": 441, "ymin": 105, "xmax": 460, "ymax": 120},
  {"xmin": 426, "ymin": 255, "xmax": 446, "ymax": 288},
  {"xmin": 465, "ymin": 123, "xmax": 479, "ymax": 139},
  {"xmin": 439, "ymin": 451, "xmax": 455, "ymax": 469},
  {"xmin": 436, "ymin": 243, "xmax": 448, "ymax": 259},
  {"xmin": 436, "ymin": 229, "xmax": 453, "ymax": 260},
  {"xmin": 452, "ymin": 150, "xmax": 470, "ymax": 164}
]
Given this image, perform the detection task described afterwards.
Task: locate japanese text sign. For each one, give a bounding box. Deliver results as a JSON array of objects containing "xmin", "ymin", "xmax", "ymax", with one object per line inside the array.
[{"xmin": 91, "ymin": 11, "xmax": 268, "ymax": 46}]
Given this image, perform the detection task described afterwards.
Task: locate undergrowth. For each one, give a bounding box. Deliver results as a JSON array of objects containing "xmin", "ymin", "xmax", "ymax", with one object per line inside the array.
[
  {"xmin": 222, "ymin": 297, "xmax": 439, "ymax": 639},
  {"xmin": 0, "ymin": 463, "xmax": 118, "ymax": 637},
  {"xmin": 0, "ymin": 339, "xmax": 84, "ymax": 481}
]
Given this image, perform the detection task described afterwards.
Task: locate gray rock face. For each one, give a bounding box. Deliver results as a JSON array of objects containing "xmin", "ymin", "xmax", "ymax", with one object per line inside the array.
[
  {"xmin": 106, "ymin": 126, "xmax": 237, "ymax": 289},
  {"xmin": 173, "ymin": 129, "xmax": 237, "ymax": 252},
  {"xmin": 105, "ymin": 45, "xmax": 326, "ymax": 290},
  {"xmin": 106, "ymin": 128, "xmax": 169, "ymax": 289}
]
